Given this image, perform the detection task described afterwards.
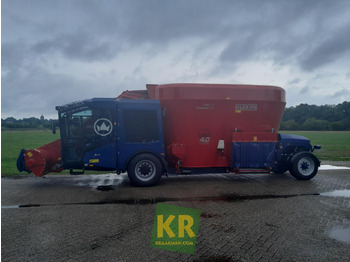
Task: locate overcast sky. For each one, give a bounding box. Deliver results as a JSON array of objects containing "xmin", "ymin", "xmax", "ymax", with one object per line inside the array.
[{"xmin": 2, "ymin": 0, "xmax": 350, "ymax": 119}]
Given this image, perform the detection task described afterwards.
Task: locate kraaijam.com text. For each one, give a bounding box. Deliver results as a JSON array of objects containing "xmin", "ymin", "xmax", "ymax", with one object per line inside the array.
[{"xmin": 155, "ymin": 241, "xmax": 194, "ymax": 246}]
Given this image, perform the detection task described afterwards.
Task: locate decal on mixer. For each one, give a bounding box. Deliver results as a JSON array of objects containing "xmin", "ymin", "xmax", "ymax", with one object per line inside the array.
[
  {"xmin": 199, "ymin": 129, "xmax": 211, "ymax": 145},
  {"xmin": 235, "ymin": 104, "xmax": 257, "ymax": 112}
]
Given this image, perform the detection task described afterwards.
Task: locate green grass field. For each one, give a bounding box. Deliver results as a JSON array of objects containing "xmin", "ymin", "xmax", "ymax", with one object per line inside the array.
[
  {"xmin": 1, "ymin": 130, "xmax": 350, "ymax": 175},
  {"xmin": 1, "ymin": 130, "xmax": 61, "ymax": 175}
]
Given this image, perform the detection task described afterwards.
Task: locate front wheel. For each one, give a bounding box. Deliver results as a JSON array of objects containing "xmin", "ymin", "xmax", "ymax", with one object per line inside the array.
[
  {"xmin": 289, "ymin": 152, "xmax": 319, "ymax": 180},
  {"xmin": 127, "ymin": 154, "xmax": 163, "ymax": 186}
]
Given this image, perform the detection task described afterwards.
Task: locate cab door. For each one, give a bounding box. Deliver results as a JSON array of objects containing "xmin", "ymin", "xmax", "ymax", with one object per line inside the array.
[{"xmin": 59, "ymin": 106, "xmax": 116, "ymax": 169}]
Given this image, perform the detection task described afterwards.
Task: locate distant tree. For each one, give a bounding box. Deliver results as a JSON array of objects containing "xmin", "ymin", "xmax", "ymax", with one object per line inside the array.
[
  {"xmin": 301, "ymin": 118, "xmax": 331, "ymax": 131},
  {"xmin": 331, "ymin": 121, "xmax": 345, "ymax": 131},
  {"xmin": 1, "ymin": 116, "xmax": 56, "ymax": 129},
  {"xmin": 3, "ymin": 117, "xmax": 16, "ymax": 124},
  {"xmin": 281, "ymin": 101, "xmax": 350, "ymax": 131},
  {"xmin": 280, "ymin": 119, "xmax": 299, "ymax": 130}
]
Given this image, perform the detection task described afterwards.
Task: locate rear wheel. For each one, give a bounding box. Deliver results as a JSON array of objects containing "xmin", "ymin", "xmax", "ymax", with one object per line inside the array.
[
  {"xmin": 127, "ymin": 154, "xmax": 163, "ymax": 186},
  {"xmin": 289, "ymin": 152, "xmax": 319, "ymax": 180}
]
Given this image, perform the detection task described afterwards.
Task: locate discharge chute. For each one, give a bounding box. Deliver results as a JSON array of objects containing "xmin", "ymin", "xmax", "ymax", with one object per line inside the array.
[{"xmin": 17, "ymin": 139, "xmax": 63, "ymax": 177}]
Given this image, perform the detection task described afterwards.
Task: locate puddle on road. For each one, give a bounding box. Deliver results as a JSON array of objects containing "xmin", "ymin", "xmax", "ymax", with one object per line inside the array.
[
  {"xmin": 96, "ymin": 185, "xmax": 115, "ymax": 191},
  {"xmin": 74, "ymin": 173, "xmax": 126, "ymax": 191},
  {"xmin": 328, "ymin": 226, "xmax": 350, "ymax": 244},
  {"xmin": 3, "ymin": 192, "xmax": 321, "ymax": 209},
  {"xmin": 319, "ymin": 165, "xmax": 350, "ymax": 170},
  {"xmin": 320, "ymin": 190, "xmax": 350, "ymax": 198},
  {"xmin": 1, "ymin": 205, "xmax": 20, "ymax": 209}
]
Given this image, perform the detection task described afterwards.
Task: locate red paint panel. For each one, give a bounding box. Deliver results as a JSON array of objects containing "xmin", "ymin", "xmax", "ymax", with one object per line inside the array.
[
  {"xmin": 148, "ymin": 83, "xmax": 285, "ymax": 168},
  {"xmin": 24, "ymin": 139, "xmax": 63, "ymax": 177}
]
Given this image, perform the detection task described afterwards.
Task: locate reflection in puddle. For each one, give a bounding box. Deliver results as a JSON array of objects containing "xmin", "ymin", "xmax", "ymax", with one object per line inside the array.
[
  {"xmin": 328, "ymin": 227, "xmax": 350, "ymax": 244},
  {"xmin": 74, "ymin": 173, "xmax": 126, "ymax": 190},
  {"xmin": 319, "ymin": 165, "xmax": 350, "ymax": 170},
  {"xmin": 1, "ymin": 205, "xmax": 20, "ymax": 209},
  {"xmin": 320, "ymin": 190, "xmax": 350, "ymax": 198}
]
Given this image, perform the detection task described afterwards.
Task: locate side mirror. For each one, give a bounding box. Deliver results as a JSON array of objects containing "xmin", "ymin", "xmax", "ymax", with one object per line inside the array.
[{"xmin": 51, "ymin": 120, "xmax": 58, "ymax": 134}]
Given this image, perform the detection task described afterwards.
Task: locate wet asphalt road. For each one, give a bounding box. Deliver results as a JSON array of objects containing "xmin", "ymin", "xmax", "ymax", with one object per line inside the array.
[{"xmin": 2, "ymin": 168, "xmax": 350, "ymax": 262}]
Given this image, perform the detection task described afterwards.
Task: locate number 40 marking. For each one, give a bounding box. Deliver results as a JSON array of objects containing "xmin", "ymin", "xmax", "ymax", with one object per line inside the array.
[{"xmin": 200, "ymin": 137, "xmax": 210, "ymax": 144}]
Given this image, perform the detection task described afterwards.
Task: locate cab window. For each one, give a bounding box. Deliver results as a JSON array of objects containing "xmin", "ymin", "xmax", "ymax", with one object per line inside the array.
[{"xmin": 123, "ymin": 110, "xmax": 159, "ymax": 143}]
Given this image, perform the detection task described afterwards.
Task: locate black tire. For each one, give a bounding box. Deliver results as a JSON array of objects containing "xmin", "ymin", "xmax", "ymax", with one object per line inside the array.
[
  {"xmin": 127, "ymin": 154, "xmax": 163, "ymax": 186},
  {"xmin": 289, "ymin": 152, "xmax": 319, "ymax": 180}
]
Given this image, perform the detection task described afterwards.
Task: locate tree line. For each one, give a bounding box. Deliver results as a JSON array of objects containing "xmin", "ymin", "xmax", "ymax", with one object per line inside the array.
[
  {"xmin": 280, "ymin": 101, "xmax": 350, "ymax": 131},
  {"xmin": 2, "ymin": 101, "xmax": 350, "ymax": 131},
  {"xmin": 1, "ymin": 116, "xmax": 54, "ymax": 129}
]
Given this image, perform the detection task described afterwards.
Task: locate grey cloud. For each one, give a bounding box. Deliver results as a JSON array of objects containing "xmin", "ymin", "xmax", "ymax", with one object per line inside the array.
[
  {"xmin": 32, "ymin": 31, "xmax": 121, "ymax": 62},
  {"xmin": 220, "ymin": 34, "xmax": 258, "ymax": 63},
  {"xmin": 3, "ymin": 0, "xmax": 125, "ymax": 64},
  {"xmin": 300, "ymin": 22, "xmax": 350, "ymax": 71},
  {"xmin": 2, "ymin": 0, "xmax": 350, "ymax": 118},
  {"xmin": 119, "ymin": 0, "xmax": 232, "ymax": 43},
  {"xmin": 217, "ymin": 0, "xmax": 350, "ymax": 70},
  {"xmin": 4, "ymin": 0, "xmax": 350, "ymax": 67},
  {"xmin": 2, "ymin": 66, "xmax": 103, "ymax": 118},
  {"xmin": 299, "ymin": 86, "xmax": 310, "ymax": 94},
  {"xmin": 298, "ymin": 86, "xmax": 322, "ymax": 95},
  {"xmin": 1, "ymin": 42, "xmax": 29, "ymax": 71},
  {"xmin": 289, "ymin": 78, "xmax": 301, "ymax": 85},
  {"xmin": 331, "ymin": 89, "xmax": 350, "ymax": 98}
]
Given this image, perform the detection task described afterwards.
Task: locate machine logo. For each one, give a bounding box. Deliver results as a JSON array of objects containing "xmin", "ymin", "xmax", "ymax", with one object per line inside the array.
[
  {"xmin": 94, "ymin": 118, "xmax": 113, "ymax": 136},
  {"xmin": 235, "ymin": 104, "xmax": 257, "ymax": 112}
]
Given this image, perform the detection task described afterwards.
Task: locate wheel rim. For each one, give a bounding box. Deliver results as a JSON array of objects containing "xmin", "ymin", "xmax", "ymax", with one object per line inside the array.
[
  {"xmin": 134, "ymin": 160, "xmax": 156, "ymax": 182},
  {"xmin": 297, "ymin": 156, "xmax": 315, "ymax": 176}
]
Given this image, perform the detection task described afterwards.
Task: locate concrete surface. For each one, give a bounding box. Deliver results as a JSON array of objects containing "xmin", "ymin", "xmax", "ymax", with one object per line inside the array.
[{"xmin": 2, "ymin": 169, "xmax": 350, "ymax": 261}]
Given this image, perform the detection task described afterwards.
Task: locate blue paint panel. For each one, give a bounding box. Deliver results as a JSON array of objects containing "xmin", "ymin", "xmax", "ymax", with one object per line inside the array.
[
  {"xmin": 116, "ymin": 99, "xmax": 165, "ymax": 171},
  {"xmin": 232, "ymin": 142, "xmax": 276, "ymax": 168},
  {"xmin": 16, "ymin": 149, "xmax": 26, "ymax": 172},
  {"xmin": 83, "ymin": 143, "xmax": 117, "ymax": 169},
  {"xmin": 83, "ymin": 98, "xmax": 117, "ymax": 109},
  {"xmin": 279, "ymin": 133, "xmax": 312, "ymax": 150}
]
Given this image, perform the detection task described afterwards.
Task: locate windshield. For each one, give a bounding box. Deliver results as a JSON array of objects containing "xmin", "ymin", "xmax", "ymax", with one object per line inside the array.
[{"xmin": 61, "ymin": 107, "xmax": 93, "ymax": 138}]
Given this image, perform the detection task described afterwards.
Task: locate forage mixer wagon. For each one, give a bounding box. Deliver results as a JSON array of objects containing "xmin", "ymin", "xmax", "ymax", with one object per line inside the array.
[{"xmin": 17, "ymin": 83, "xmax": 321, "ymax": 186}]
